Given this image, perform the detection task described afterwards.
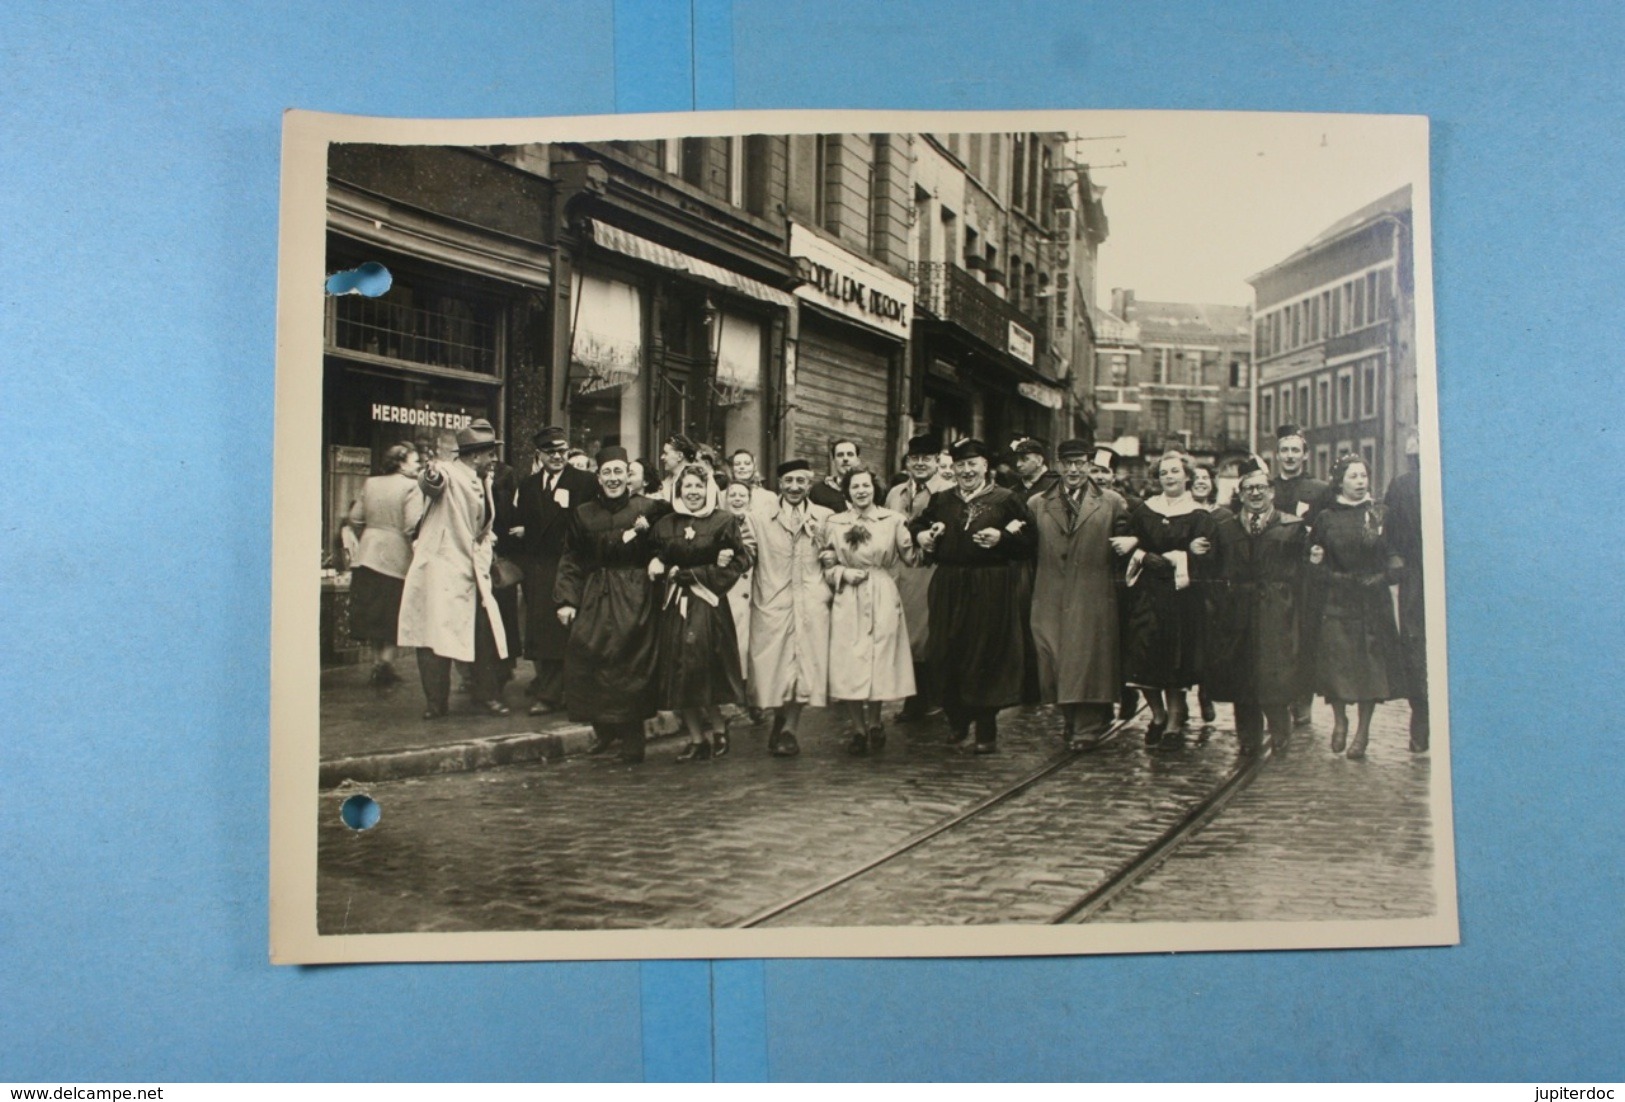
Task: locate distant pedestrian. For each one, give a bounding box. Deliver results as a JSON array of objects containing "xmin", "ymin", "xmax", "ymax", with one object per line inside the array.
[
  {"xmin": 1203, "ymin": 458, "xmax": 1308, "ymax": 755},
  {"xmin": 397, "ymin": 419, "xmax": 512, "ymax": 719},
  {"xmin": 883, "ymin": 433, "xmax": 953, "ymax": 722},
  {"xmin": 746, "ymin": 458, "xmax": 834, "ymax": 757},
  {"xmin": 1310, "ymin": 454, "xmax": 1406, "ymax": 759},
  {"xmin": 648, "ymin": 465, "xmax": 752, "ymax": 761},
  {"xmin": 1385, "ymin": 431, "xmax": 1429, "ymax": 751},
  {"xmin": 342, "ymin": 442, "xmax": 425, "ymax": 687},
  {"xmin": 823, "ymin": 464, "xmax": 917, "ymax": 755},
  {"xmin": 1122, "ymin": 452, "xmax": 1216, "ymax": 744},
  {"xmin": 1028, "ymin": 439, "xmax": 1134, "ymax": 749},
  {"xmin": 910, "ymin": 438, "xmax": 1037, "ymax": 754},
  {"xmin": 553, "ymin": 447, "xmax": 672, "ymax": 763}
]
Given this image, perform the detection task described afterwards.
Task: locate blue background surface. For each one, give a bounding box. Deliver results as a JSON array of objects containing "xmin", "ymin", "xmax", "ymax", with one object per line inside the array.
[{"xmin": 1, "ymin": 0, "xmax": 1620, "ymax": 1082}]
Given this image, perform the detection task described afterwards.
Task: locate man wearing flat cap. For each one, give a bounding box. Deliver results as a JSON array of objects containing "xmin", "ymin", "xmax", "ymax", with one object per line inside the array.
[
  {"xmin": 746, "ymin": 457, "xmax": 835, "ymax": 757},
  {"xmin": 505, "ymin": 426, "xmax": 600, "ymax": 715},
  {"xmin": 884, "ymin": 433, "xmax": 955, "ymax": 722},
  {"xmin": 1029, "ymin": 439, "xmax": 1135, "ymax": 747},
  {"xmin": 398, "ymin": 418, "xmax": 513, "ymax": 718},
  {"xmin": 910, "ymin": 438, "xmax": 1038, "ymax": 753}
]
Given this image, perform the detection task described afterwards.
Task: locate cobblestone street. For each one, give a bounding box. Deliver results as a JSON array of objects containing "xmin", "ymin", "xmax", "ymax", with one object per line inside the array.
[{"xmin": 317, "ymin": 696, "xmax": 1440, "ymax": 933}]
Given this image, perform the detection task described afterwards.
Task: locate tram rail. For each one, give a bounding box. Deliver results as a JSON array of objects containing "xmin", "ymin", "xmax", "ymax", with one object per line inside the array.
[{"xmin": 729, "ymin": 707, "xmax": 1269, "ymax": 929}]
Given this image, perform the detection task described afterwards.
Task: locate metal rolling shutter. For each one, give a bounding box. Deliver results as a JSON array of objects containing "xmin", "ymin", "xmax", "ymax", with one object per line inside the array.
[{"xmin": 793, "ymin": 315, "xmax": 894, "ymax": 472}]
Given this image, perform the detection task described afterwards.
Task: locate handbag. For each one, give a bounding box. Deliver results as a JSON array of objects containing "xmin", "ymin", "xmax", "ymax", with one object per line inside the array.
[{"xmin": 492, "ymin": 556, "xmax": 523, "ymax": 589}]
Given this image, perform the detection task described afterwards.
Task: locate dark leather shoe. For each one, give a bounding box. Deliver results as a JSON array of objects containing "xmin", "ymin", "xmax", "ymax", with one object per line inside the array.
[
  {"xmin": 480, "ymin": 700, "xmax": 511, "ymax": 717},
  {"xmin": 712, "ymin": 731, "xmax": 730, "ymax": 759},
  {"xmin": 675, "ymin": 739, "xmax": 712, "ymax": 763},
  {"xmin": 947, "ymin": 726, "xmax": 972, "ymax": 746},
  {"xmin": 770, "ymin": 731, "xmax": 800, "ymax": 758},
  {"xmin": 846, "ymin": 732, "xmax": 869, "ymax": 756},
  {"xmin": 619, "ymin": 743, "xmax": 646, "ymax": 764},
  {"xmin": 972, "ymin": 739, "xmax": 998, "ymax": 755},
  {"xmin": 1144, "ymin": 718, "xmax": 1166, "ymax": 746},
  {"xmin": 528, "ymin": 701, "xmax": 558, "ymax": 717},
  {"xmin": 585, "ymin": 734, "xmax": 616, "ymax": 756},
  {"xmin": 1330, "ymin": 720, "xmax": 1349, "ymax": 754},
  {"xmin": 867, "ymin": 726, "xmax": 886, "ymax": 753}
]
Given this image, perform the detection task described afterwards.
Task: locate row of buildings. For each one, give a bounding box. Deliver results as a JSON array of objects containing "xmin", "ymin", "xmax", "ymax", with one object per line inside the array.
[
  {"xmin": 1088, "ymin": 185, "xmax": 1418, "ymax": 493},
  {"xmin": 321, "ymin": 132, "xmax": 1110, "ymax": 565}
]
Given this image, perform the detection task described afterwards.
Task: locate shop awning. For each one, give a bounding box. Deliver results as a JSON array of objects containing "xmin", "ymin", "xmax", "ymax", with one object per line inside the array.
[{"xmin": 586, "ymin": 220, "xmax": 797, "ymax": 310}]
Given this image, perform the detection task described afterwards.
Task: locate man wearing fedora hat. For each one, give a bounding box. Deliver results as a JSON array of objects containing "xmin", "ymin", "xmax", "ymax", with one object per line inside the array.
[
  {"xmin": 506, "ymin": 426, "xmax": 600, "ymax": 716},
  {"xmin": 397, "ymin": 418, "xmax": 512, "ymax": 718}
]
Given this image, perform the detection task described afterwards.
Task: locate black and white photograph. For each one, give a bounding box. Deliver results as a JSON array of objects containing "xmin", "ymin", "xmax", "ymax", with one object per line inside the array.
[{"xmin": 270, "ymin": 108, "xmax": 1453, "ymax": 962}]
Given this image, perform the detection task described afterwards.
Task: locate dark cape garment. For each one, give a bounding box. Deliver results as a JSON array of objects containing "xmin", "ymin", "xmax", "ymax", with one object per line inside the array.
[
  {"xmin": 1312, "ymin": 498, "xmax": 1406, "ymax": 703},
  {"xmin": 910, "ymin": 484, "xmax": 1037, "ymax": 710},
  {"xmin": 553, "ymin": 492, "xmax": 672, "ymax": 725}
]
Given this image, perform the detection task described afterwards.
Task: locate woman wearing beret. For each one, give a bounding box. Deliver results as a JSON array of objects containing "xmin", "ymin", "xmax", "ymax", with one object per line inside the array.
[
  {"xmin": 1309, "ymin": 454, "xmax": 1406, "ymax": 759},
  {"xmin": 554, "ymin": 447, "xmax": 672, "ymax": 763},
  {"xmin": 909, "ymin": 438, "xmax": 1037, "ymax": 754}
]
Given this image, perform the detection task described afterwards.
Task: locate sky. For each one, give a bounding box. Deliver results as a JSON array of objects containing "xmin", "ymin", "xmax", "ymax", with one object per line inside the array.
[{"xmin": 1074, "ymin": 110, "xmax": 1429, "ymax": 310}]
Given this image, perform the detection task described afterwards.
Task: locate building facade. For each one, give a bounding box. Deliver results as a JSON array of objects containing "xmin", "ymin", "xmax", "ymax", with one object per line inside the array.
[
  {"xmin": 1091, "ymin": 289, "xmax": 1252, "ymax": 482},
  {"xmin": 1248, "ymin": 185, "xmax": 1417, "ymax": 490}
]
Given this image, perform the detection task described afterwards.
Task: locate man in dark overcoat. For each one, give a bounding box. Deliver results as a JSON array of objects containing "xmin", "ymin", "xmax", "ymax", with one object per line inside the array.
[
  {"xmin": 1270, "ymin": 424, "xmax": 1330, "ymax": 726},
  {"xmin": 1384, "ymin": 431, "xmax": 1428, "ymax": 751},
  {"xmin": 1205, "ymin": 458, "xmax": 1309, "ymax": 755},
  {"xmin": 1090, "ymin": 446, "xmax": 1142, "ymax": 722},
  {"xmin": 504, "ymin": 426, "xmax": 601, "ymax": 716},
  {"xmin": 910, "ymin": 438, "xmax": 1037, "ymax": 754},
  {"xmin": 1029, "ymin": 439, "xmax": 1135, "ymax": 748}
]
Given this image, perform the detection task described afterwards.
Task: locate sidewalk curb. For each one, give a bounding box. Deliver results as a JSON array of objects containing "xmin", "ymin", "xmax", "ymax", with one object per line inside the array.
[{"xmin": 320, "ymin": 724, "xmax": 594, "ymax": 788}]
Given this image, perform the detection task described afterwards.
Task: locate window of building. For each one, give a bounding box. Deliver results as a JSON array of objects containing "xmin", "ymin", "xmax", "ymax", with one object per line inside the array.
[
  {"xmin": 1366, "ymin": 272, "xmax": 1379, "ymax": 322},
  {"xmin": 985, "ymin": 243, "xmax": 998, "ymax": 283},
  {"xmin": 1040, "ymin": 146, "xmax": 1053, "ymax": 227},
  {"xmin": 1008, "ymin": 253, "xmax": 1022, "ymax": 303},
  {"xmin": 968, "ymin": 133, "xmax": 983, "ymax": 180},
  {"xmin": 1309, "ymin": 295, "xmax": 1321, "ymax": 341},
  {"xmin": 1336, "ymin": 367, "xmax": 1354, "ymax": 423},
  {"xmin": 1297, "ymin": 382, "xmax": 1311, "ymax": 429},
  {"xmin": 1330, "ymin": 287, "xmax": 1342, "ymax": 334},
  {"xmin": 1184, "ymin": 402, "xmax": 1204, "ymax": 440},
  {"xmin": 329, "ymin": 274, "xmax": 501, "ymax": 379},
  {"xmin": 1279, "ymin": 384, "xmax": 1293, "ymax": 423},
  {"xmin": 940, "ymin": 205, "xmax": 958, "ymax": 266},
  {"xmin": 1315, "ymin": 444, "xmax": 1331, "ymax": 480},
  {"xmin": 1011, "ymin": 135, "xmax": 1026, "ymax": 211},
  {"xmin": 1226, "ymin": 406, "xmax": 1248, "ymax": 442},
  {"xmin": 964, "ymin": 225, "xmax": 979, "ymax": 273},
  {"xmin": 1255, "ymin": 319, "xmax": 1268, "ymax": 356},
  {"xmin": 1352, "ymin": 277, "xmax": 1366, "ymax": 329},
  {"xmin": 680, "ymin": 138, "xmax": 706, "ymax": 188},
  {"xmin": 1024, "ymin": 262, "xmax": 1037, "ymax": 315},
  {"xmin": 1360, "ymin": 437, "xmax": 1378, "ymax": 483},
  {"xmin": 989, "ymin": 135, "xmax": 1003, "ymax": 202},
  {"xmin": 914, "ymin": 185, "xmax": 933, "ymax": 266},
  {"xmin": 661, "ymin": 138, "xmax": 680, "ymax": 174},
  {"xmin": 1151, "ymin": 399, "xmax": 1171, "ymax": 434},
  {"xmin": 1316, "ymin": 376, "xmax": 1331, "ymax": 427},
  {"xmin": 812, "ymin": 135, "xmax": 830, "ymax": 229},
  {"xmin": 1187, "ymin": 352, "xmax": 1202, "ymax": 387},
  {"xmin": 726, "ymin": 137, "xmax": 744, "ymax": 206},
  {"xmin": 1290, "ymin": 302, "xmax": 1301, "ymax": 348},
  {"xmin": 1260, "ymin": 392, "xmax": 1275, "ymax": 436},
  {"xmin": 1376, "ymin": 267, "xmax": 1393, "ymax": 320},
  {"xmin": 742, "ymin": 135, "xmax": 770, "ymax": 217}
]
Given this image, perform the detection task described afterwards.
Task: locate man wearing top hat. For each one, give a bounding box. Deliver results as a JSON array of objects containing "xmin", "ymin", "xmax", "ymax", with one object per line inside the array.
[
  {"xmin": 910, "ymin": 438, "xmax": 1038, "ymax": 753},
  {"xmin": 884, "ymin": 433, "xmax": 955, "ymax": 722},
  {"xmin": 504, "ymin": 426, "xmax": 601, "ymax": 716},
  {"xmin": 746, "ymin": 457, "xmax": 835, "ymax": 757},
  {"xmin": 1029, "ymin": 439, "xmax": 1136, "ymax": 748},
  {"xmin": 1203, "ymin": 456, "xmax": 1309, "ymax": 755},
  {"xmin": 397, "ymin": 418, "xmax": 512, "ymax": 719},
  {"xmin": 1271, "ymin": 424, "xmax": 1330, "ymax": 726}
]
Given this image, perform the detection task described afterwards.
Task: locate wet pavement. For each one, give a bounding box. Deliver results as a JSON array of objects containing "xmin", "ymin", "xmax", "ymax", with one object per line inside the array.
[{"xmin": 316, "ymin": 698, "xmax": 1440, "ymax": 933}]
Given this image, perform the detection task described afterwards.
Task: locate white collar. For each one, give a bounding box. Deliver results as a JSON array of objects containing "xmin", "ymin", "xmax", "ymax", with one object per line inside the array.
[{"xmin": 1146, "ymin": 493, "xmax": 1201, "ymax": 517}]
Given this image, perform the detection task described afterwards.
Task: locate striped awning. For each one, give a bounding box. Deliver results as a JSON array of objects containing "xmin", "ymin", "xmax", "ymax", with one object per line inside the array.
[{"xmin": 586, "ymin": 220, "xmax": 796, "ymax": 309}]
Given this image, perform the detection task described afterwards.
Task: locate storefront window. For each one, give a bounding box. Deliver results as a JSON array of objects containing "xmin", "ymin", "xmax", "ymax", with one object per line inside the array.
[
  {"xmin": 329, "ymin": 279, "xmax": 498, "ymax": 376},
  {"xmin": 715, "ymin": 311, "xmax": 764, "ymax": 462},
  {"xmin": 567, "ymin": 273, "xmax": 645, "ymax": 456}
]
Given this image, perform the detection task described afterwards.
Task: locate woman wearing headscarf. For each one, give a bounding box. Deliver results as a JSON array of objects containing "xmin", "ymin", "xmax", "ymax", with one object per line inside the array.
[
  {"xmin": 342, "ymin": 442, "xmax": 425, "ymax": 686},
  {"xmin": 554, "ymin": 447, "xmax": 672, "ymax": 763},
  {"xmin": 1310, "ymin": 453, "xmax": 1405, "ymax": 759},
  {"xmin": 1122, "ymin": 451, "xmax": 1217, "ymax": 744},
  {"xmin": 648, "ymin": 464, "xmax": 753, "ymax": 761},
  {"xmin": 822, "ymin": 464, "xmax": 917, "ymax": 755}
]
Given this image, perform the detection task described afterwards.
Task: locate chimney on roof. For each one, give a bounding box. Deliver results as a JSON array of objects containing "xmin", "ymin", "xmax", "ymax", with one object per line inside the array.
[{"xmin": 1111, "ymin": 288, "xmax": 1134, "ymax": 317}]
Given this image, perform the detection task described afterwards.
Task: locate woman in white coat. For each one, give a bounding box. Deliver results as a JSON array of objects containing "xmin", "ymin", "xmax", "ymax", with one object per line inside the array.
[{"xmin": 822, "ymin": 465, "xmax": 917, "ymax": 755}]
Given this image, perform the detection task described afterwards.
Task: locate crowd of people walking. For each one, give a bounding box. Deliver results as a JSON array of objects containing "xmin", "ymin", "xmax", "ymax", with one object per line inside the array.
[{"xmin": 341, "ymin": 418, "xmax": 1431, "ymax": 765}]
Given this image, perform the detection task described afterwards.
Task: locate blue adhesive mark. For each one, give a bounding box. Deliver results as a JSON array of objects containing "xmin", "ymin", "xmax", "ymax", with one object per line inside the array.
[
  {"xmin": 339, "ymin": 793, "xmax": 381, "ymax": 830},
  {"xmin": 325, "ymin": 261, "xmax": 392, "ymax": 297}
]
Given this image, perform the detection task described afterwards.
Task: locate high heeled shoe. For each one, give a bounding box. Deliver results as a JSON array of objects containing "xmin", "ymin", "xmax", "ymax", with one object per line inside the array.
[
  {"xmin": 711, "ymin": 731, "xmax": 730, "ymax": 759},
  {"xmin": 1145, "ymin": 717, "xmax": 1167, "ymax": 746},
  {"xmin": 1330, "ymin": 718, "xmax": 1349, "ymax": 754},
  {"xmin": 1346, "ymin": 729, "xmax": 1369, "ymax": 760},
  {"xmin": 674, "ymin": 738, "xmax": 712, "ymax": 763}
]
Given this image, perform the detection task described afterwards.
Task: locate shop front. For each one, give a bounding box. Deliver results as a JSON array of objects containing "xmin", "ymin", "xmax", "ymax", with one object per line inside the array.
[
  {"xmin": 562, "ymin": 219, "xmax": 793, "ymax": 476},
  {"xmin": 787, "ymin": 223, "xmax": 912, "ymax": 472}
]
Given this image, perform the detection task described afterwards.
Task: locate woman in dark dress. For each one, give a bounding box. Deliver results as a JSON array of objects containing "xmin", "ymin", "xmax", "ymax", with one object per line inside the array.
[
  {"xmin": 648, "ymin": 465, "xmax": 752, "ymax": 762},
  {"xmin": 1122, "ymin": 452, "xmax": 1217, "ymax": 744},
  {"xmin": 553, "ymin": 447, "xmax": 672, "ymax": 764},
  {"xmin": 1310, "ymin": 454, "xmax": 1405, "ymax": 759}
]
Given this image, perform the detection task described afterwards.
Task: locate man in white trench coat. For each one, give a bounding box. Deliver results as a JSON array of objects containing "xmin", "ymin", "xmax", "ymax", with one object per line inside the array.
[
  {"xmin": 397, "ymin": 418, "xmax": 511, "ymax": 719},
  {"xmin": 747, "ymin": 458, "xmax": 834, "ymax": 757}
]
